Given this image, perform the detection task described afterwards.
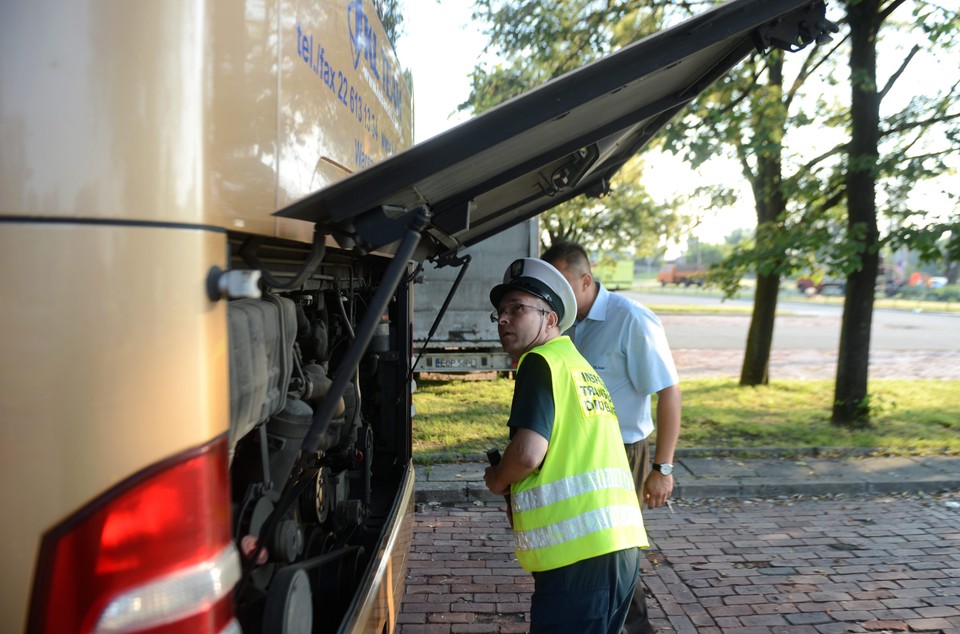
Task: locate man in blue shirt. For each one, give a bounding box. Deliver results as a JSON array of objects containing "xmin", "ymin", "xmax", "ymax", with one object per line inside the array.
[{"xmin": 543, "ymin": 241, "xmax": 681, "ymax": 634}]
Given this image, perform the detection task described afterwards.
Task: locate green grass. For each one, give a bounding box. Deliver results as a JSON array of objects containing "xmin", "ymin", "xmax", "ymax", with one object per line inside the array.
[
  {"xmin": 412, "ymin": 378, "xmax": 517, "ymax": 457},
  {"xmin": 412, "ymin": 377, "xmax": 960, "ymax": 461}
]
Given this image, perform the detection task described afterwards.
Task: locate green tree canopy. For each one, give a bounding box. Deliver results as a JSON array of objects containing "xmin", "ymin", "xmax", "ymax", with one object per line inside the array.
[{"xmin": 538, "ymin": 158, "xmax": 690, "ymax": 253}]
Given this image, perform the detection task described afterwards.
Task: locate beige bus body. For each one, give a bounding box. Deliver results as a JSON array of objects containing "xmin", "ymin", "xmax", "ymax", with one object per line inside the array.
[{"xmin": 1, "ymin": 1, "xmax": 412, "ymax": 632}]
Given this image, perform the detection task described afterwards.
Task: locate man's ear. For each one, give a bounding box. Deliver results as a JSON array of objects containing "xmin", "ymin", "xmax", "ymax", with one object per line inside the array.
[
  {"xmin": 582, "ymin": 272, "xmax": 594, "ymax": 291},
  {"xmin": 548, "ymin": 309, "xmax": 560, "ymax": 330}
]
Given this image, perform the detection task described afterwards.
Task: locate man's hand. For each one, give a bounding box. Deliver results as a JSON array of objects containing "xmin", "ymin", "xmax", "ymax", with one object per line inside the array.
[
  {"xmin": 643, "ymin": 470, "xmax": 674, "ymax": 509},
  {"xmin": 484, "ymin": 465, "xmax": 515, "ymax": 527},
  {"xmin": 485, "ymin": 429, "xmax": 547, "ymax": 496},
  {"xmin": 484, "ymin": 465, "xmax": 510, "ymax": 496},
  {"xmin": 484, "ymin": 430, "xmax": 547, "ymax": 527}
]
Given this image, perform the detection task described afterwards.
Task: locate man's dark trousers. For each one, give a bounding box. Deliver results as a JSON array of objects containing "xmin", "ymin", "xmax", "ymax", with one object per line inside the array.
[{"xmin": 530, "ymin": 548, "xmax": 640, "ymax": 633}]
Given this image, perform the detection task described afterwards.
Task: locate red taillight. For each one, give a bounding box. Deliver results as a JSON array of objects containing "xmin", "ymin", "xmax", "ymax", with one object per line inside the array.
[{"xmin": 30, "ymin": 437, "xmax": 239, "ymax": 634}]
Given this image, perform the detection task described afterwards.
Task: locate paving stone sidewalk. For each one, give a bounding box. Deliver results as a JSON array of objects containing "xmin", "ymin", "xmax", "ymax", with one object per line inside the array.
[{"xmin": 399, "ymin": 491, "xmax": 960, "ymax": 633}]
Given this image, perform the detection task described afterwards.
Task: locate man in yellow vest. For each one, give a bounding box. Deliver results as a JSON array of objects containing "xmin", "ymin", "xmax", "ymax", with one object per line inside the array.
[{"xmin": 484, "ymin": 257, "xmax": 648, "ymax": 633}]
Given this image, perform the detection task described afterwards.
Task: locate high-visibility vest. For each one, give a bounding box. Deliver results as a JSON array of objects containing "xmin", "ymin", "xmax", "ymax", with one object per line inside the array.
[{"xmin": 511, "ymin": 336, "xmax": 647, "ymax": 572}]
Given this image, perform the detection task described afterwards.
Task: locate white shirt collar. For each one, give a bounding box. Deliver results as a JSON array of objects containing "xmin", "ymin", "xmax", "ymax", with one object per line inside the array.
[{"xmin": 583, "ymin": 282, "xmax": 609, "ymax": 322}]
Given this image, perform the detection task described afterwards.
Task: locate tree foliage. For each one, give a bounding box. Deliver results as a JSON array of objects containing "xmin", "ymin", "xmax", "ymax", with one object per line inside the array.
[
  {"xmin": 373, "ymin": 0, "xmax": 404, "ymax": 47},
  {"xmin": 661, "ymin": 36, "xmax": 840, "ymax": 384},
  {"xmin": 538, "ymin": 158, "xmax": 690, "ymax": 253}
]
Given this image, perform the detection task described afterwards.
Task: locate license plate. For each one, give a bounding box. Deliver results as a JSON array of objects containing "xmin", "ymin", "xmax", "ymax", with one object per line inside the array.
[{"xmin": 433, "ymin": 357, "xmax": 477, "ymax": 368}]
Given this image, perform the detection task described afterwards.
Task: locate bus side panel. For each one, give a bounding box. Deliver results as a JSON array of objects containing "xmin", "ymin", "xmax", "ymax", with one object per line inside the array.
[
  {"xmin": 1, "ymin": 2, "xmax": 247, "ymax": 227},
  {"xmin": 0, "ymin": 222, "xmax": 229, "ymax": 633},
  {"xmin": 1, "ymin": 1, "xmax": 416, "ymax": 631},
  {"xmin": 0, "ymin": 0, "xmax": 412, "ymax": 240},
  {"xmin": 276, "ymin": 0, "xmax": 414, "ymax": 236}
]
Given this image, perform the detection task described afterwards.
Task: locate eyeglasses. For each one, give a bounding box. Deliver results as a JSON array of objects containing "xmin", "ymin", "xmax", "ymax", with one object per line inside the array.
[{"xmin": 490, "ymin": 303, "xmax": 549, "ymax": 323}]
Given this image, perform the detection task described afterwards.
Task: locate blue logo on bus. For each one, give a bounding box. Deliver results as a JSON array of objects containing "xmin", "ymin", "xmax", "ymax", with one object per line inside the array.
[{"xmin": 347, "ymin": 0, "xmax": 379, "ymax": 77}]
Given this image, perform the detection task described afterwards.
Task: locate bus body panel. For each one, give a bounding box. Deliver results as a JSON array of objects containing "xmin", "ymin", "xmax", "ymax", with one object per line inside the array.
[
  {"xmin": 0, "ymin": 0, "xmax": 410, "ymax": 238},
  {"xmin": 0, "ymin": 222, "xmax": 230, "ymax": 632}
]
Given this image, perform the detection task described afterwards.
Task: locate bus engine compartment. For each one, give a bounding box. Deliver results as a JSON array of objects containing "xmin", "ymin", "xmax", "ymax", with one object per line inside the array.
[{"xmin": 224, "ymin": 235, "xmax": 413, "ymax": 634}]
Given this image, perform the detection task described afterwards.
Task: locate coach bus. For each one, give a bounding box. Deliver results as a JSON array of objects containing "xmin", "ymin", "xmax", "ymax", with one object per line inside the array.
[{"xmin": 0, "ymin": 0, "xmax": 832, "ymax": 632}]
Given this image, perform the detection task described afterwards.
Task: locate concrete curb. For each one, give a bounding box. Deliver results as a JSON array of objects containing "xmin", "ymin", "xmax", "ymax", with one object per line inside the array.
[
  {"xmin": 414, "ymin": 453, "xmax": 960, "ymax": 504},
  {"xmin": 412, "ymin": 445, "xmax": 951, "ymax": 465}
]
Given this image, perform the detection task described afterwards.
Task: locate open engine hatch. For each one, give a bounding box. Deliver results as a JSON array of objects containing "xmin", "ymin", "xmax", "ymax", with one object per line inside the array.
[{"xmin": 276, "ymin": 0, "xmax": 834, "ymax": 259}]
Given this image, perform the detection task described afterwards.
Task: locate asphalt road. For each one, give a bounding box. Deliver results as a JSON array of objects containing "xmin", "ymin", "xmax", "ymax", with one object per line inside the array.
[{"xmin": 620, "ymin": 290, "xmax": 960, "ymax": 380}]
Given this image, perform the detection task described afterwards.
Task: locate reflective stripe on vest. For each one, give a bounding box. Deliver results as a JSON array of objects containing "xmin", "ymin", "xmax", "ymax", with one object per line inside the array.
[
  {"xmin": 513, "ymin": 468, "xmax": 635, "ymax": 512},
  {"xmin": 515, "ymin": 504, "xmax": 643, "ymax": 552}
]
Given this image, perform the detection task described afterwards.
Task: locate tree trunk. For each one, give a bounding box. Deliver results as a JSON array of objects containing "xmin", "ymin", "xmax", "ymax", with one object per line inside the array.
[
  {"xmin": 833, "ymin": 0, "xmax": 881, "ymax": 427},
  {"xmin": 739, "ymin": 54, "xmax": 786, "ymax": 386},
  {"xmin": 946, "ymin": 261, "xmax": 959, "ymax": 286},
  {"xmin": 740, "ymin": 272, "xmax": 779, "ymax": 385},
  {"xmin": 833, "ymin": 258, "xmax": 878, "ymax": 425}
]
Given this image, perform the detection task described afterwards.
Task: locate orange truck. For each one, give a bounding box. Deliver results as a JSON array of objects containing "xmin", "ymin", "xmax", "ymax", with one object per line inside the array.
[{"xmin": 657, "ymin": 262, "xmax": 706, "ymax": 286}]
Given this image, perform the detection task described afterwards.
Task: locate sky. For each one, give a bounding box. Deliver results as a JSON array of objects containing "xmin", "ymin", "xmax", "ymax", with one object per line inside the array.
[{"xmin": 394, "ymin": 0, "xmax": 486, "ymax": 143}]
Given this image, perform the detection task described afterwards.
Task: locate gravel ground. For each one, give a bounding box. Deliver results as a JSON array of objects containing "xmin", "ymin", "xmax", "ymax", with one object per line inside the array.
[
  {"xmin": 420, "ymin": 349, "xmax": 960, "ymax": 383},
  {"xmin": 672, "ymin": 349, "xmax": 960, "ymax": 380}
]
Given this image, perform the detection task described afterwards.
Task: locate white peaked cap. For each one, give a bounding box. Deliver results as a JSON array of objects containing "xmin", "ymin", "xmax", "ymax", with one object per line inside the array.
[{"xmin": 489, "ymin": 258, "xmax": 577, "ymax": 333}]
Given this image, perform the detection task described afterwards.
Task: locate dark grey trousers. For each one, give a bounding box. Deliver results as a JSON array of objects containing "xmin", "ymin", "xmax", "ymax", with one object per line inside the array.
[{"xmin": 530, "ymin": 548, "xmax": 641, "ymax": 634}]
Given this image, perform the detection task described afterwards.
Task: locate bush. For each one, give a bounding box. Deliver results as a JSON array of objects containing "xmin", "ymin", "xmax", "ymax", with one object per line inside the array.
[{"xmin": 895, "ymin": 284, "xmax": 960, "ymax": 302}]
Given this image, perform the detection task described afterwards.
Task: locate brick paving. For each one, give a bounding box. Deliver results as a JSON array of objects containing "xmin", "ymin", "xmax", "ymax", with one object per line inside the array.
[{"xmin": 399, "ymin": 492, "xmax": 960, "ymax": 633}]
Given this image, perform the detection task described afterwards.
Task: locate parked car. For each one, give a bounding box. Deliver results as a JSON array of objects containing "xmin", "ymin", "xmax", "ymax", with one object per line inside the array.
[{"xmin": 797, "ymin": 277, "xmax": 846, "ymax": 296}]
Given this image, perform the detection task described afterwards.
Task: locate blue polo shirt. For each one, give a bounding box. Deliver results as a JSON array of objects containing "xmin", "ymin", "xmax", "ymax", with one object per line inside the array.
[{"xmin": 567, "ymin": 284, "xmax": 678, "ymax": 443}]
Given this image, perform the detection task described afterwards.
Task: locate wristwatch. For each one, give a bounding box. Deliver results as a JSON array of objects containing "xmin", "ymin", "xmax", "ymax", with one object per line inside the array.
[{"xmin": 652, "ymin": 463, "xmax": 674, "ymax": 476}]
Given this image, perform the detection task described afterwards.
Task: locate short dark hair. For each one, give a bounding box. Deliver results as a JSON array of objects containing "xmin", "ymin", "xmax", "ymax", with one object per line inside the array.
[{"xmin": 541, "ymin": 240, "xmax": 591, "ymax": 273}]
